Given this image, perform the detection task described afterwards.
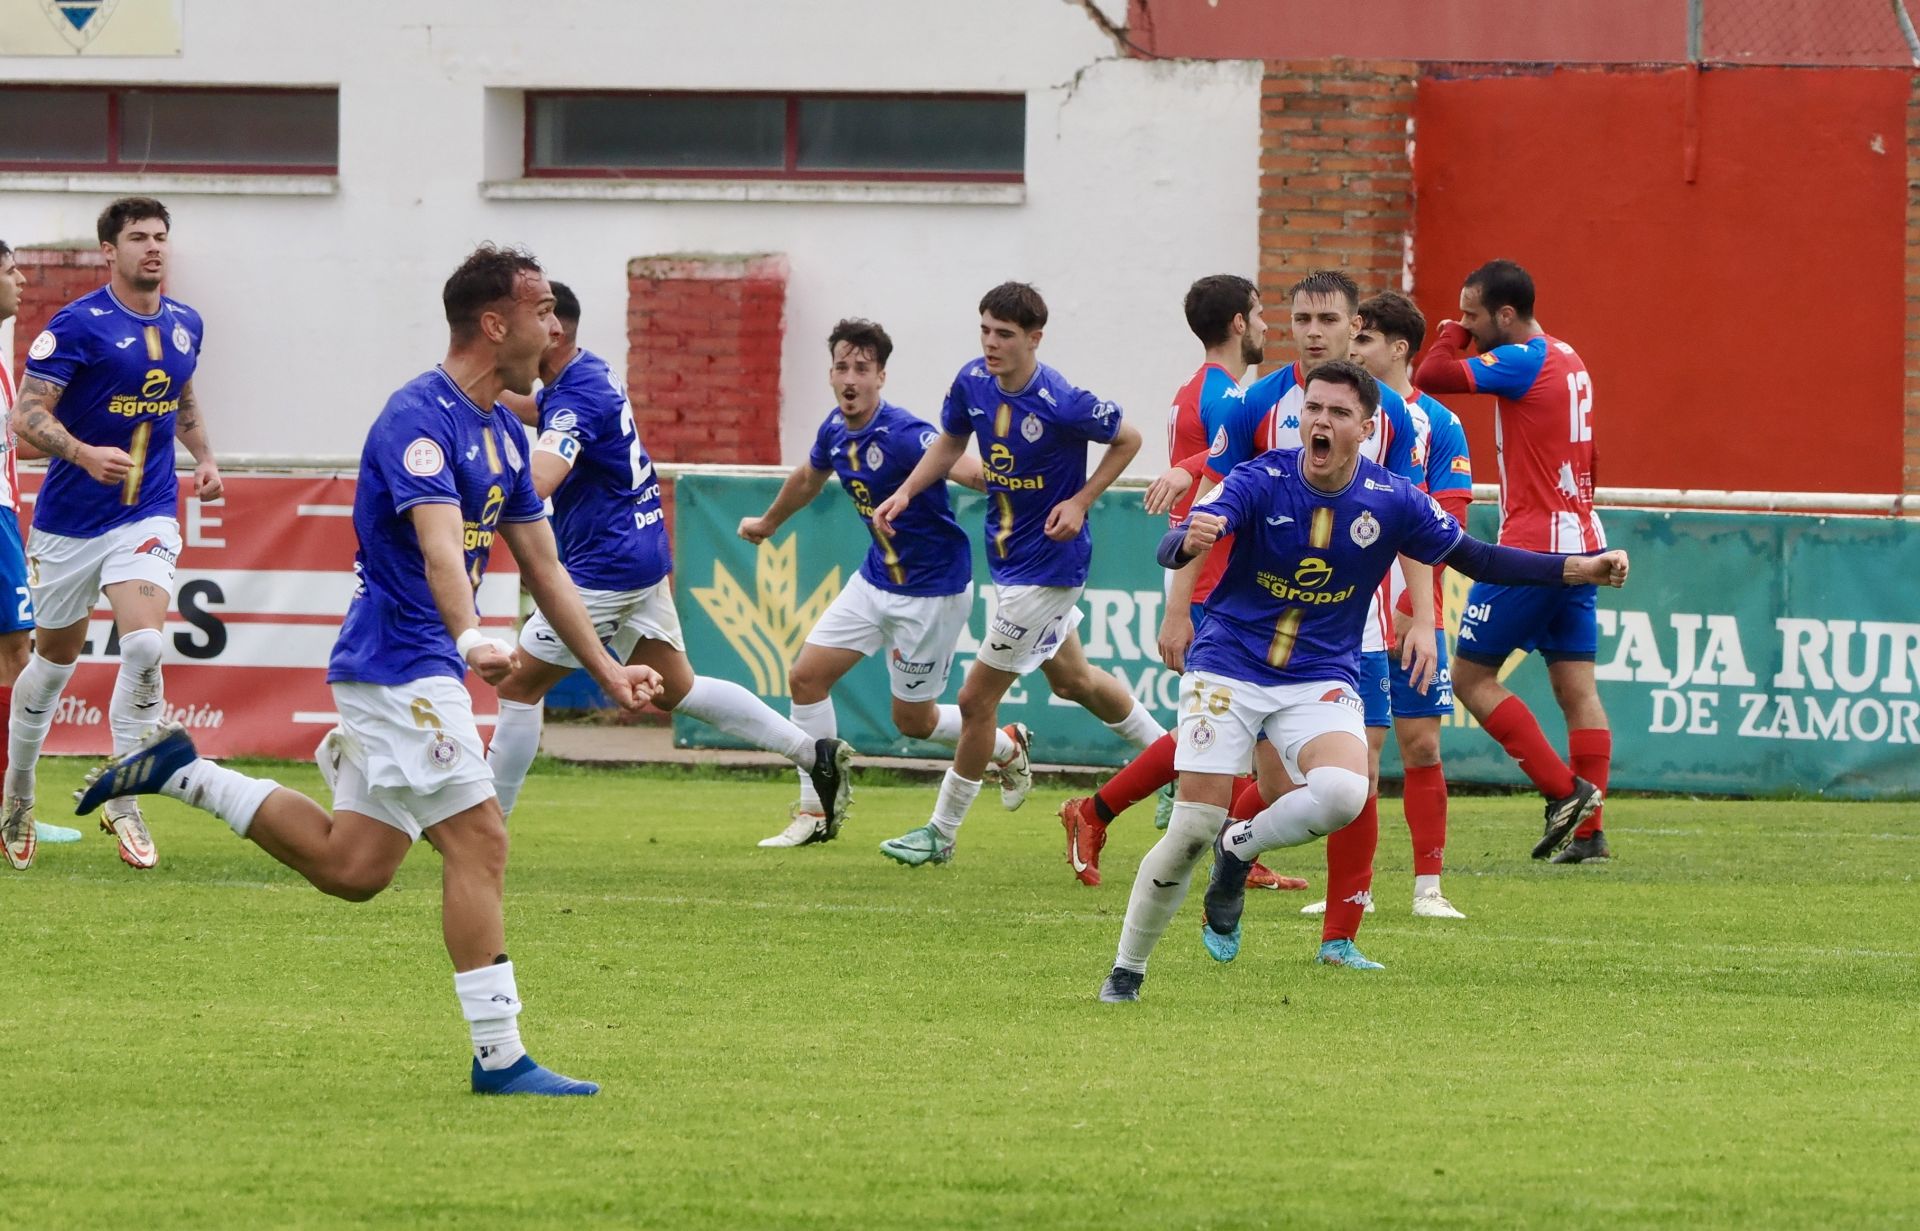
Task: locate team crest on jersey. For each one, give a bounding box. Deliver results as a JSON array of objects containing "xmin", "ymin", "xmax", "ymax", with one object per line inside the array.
[
  {"xmin": 428, "ymin": 732, "xmax": 460, "ymax": 768},
  {"xmin": 865, "ymin": 442, "xmax": 885, "ymax": 470},
  {"xmin": 1189, "ymin": 717, "xmax": 1216, "ymax": 750},
  {"xmin": 171, "ymin": 324, "xmax": 192, "ymax": 355},
  {"xmin": 1208, "ymin": 426, "xmax": 1228, "ymax": 457},
  {"xmin": 501, "ymin": 429, "xmax": 524, "ymax": 471},
  {"xmin": 27, "ymin": 331, "xmax": 55, "ymax": 362},
  {"xmin": 404, "ymin": 438, "xmax": 445, "ymax": 476},
  {"xmin": 1350, "ymin": 510, "xmax": 1380, "ymax": 548},
  {"xmin": 1020, "ymin": 413, "xmax": 1044, "ymax": 443}
]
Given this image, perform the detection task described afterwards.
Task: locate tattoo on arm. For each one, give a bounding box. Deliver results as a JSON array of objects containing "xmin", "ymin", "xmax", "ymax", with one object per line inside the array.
[
  {"xmin": 176, "ymin": 382, "xmax": 201, "ymax": 435},
  {"xmin": 10, "ymin": 377, "xmax": 80, "ymax": 463}
]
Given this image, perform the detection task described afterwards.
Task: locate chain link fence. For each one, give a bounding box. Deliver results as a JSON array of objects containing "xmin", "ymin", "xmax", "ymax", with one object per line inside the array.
[{"xmin": 1694, "ymin": 0, "xmax": 1920, "ymax": 65}]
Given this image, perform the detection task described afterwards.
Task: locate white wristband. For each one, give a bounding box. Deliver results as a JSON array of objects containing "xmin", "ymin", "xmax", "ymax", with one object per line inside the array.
[{"xmin": 456, "ymin": 628, "xmax": 509, "ymax": 664}]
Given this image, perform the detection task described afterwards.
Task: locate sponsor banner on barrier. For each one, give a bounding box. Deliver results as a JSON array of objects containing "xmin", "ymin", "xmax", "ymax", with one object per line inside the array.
[
  {"xmin": 672, "ymin": 474, "xmax": 1920, "ymax": 799},
  {"xmin": 15, "ymin": 473, "xmax": 517, "ymax": 759}
]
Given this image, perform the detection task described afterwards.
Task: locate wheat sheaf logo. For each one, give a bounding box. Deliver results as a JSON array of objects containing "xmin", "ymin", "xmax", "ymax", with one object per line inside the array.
[{"xmin": 692, "ymin": 535, "xmax": 840, "ymax": 696}]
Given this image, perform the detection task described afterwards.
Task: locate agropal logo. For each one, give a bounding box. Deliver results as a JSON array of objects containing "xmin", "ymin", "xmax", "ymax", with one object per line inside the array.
[{"xmin": 691, "ymin": 534, "xmax": 839, "ymax": 697}]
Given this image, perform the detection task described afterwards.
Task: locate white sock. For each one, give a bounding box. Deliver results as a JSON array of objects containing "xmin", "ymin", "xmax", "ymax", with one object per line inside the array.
[
  {"xmin": 1221, "ymin": 766, "xmax": 1370, "ymax": 857},
  {"xmin": 1103, "ymin": 700, "xmax": 1166, "ymax": 751},
  {"xmin": 927, "ymin": 769, "xmax": 981, "ymax": 841},
  {"xmin": 1414, "ymin": 873, "xmax": 1441, "ymax": 896},
  {"xmin": 680, "ymin": 676, "xmax": 813, "ymax": 766},
  {"xmin": 789, "ymin": 698, "xmax": 837, "ymax": 813},
  {"xmin": 486, "ymin": 699, "xmax": 544, "ymax": 817},
  {"xmin": 160, "ymin": 759, "xmax": 280, "ymax": 837},
  {"xmin": 454, "ymin": 959, "xmax": 526, "ymax": 1071},
  {"xmin": 928, "ymin": 705, "xmax": 1016, "ymax": 764},
  {"xmin": 1114, "ymin": 801, "xmax": 1225, "ymax": 973},
  {"xmin": 7, "ymin": 653, "xmax": 76, "ymax": 800},
  {"xmin": 109, "ymin": 628, "xmax": 167, "ymax": 755}
]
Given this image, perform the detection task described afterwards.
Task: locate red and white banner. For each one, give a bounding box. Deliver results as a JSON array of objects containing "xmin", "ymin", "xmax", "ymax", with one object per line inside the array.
[{"xmin": 16, "ymin": 472, "xmax": 520, "ymax": 759}]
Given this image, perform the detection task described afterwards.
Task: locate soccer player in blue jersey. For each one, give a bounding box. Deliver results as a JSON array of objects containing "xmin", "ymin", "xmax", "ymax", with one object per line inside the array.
[
  {"xmin": 484, "ymin": 284, "xmax": 855, "ymax": 840},
  {"xmin": 6, "ymin": 198, "xmax": 224, "ymax": 870},
  {"xmin": 77, "ymin": 246, "xmax": 661, "ymax": 1096},
  {"xmin": 740, "ymin": 318, "xmax": 1037, "ymax": 849},
  {"xmin": 868, "ymin": 282, "xmax": 1165, "ymax": 866},
  {"xmin": 1097, "ymin": 361, "xmax": 1627, "ymax": 1001}
]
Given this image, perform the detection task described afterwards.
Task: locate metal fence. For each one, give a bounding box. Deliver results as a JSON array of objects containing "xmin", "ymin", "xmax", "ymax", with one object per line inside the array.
[{"xmin": 1694, "ymin": 0, "xmax": 1920, "ymax": 65}]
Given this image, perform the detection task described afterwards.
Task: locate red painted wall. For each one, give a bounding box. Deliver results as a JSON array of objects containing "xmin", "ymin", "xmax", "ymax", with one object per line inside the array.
[{"xmin": 1410, "ymin": 66, "xmax": 1907, "ymax": 494}]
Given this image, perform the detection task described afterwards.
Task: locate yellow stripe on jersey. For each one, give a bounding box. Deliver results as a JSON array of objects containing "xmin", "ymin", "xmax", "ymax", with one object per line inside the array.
[
  {"xmin": 482, "ymin": 429, "xmax": 503, "ymax": 475},
  {"xmin": 846, "ymin": 442, "xmax": 860, "ymax": 472},
  {"xmin": 870, "ymin": 523, "xmax": 906, "ymax": 586},
  {"xmin": 1267, "ymin": 607, "xmax": 1305, "ymax": 670},
  {"xmin": 993, "ymin": 492, "xmax": 1015, "ymax": 559},
  {"xmin": 143, "ymin": 326, "xmax": 163, "ymax": 361},
  {"xmin": 122, "ymin": 421, "xmax": 151, "ymax": 506},
  {"xmin": 1310, "ymin": 506, "xmax": 1334, "ymax": 549},
  {"xmin": 993, "ymin": 403, "xmax": 1012, "ymax": 439}
]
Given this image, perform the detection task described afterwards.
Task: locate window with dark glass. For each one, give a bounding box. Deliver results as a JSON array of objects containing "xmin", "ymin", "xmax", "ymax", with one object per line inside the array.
[
  {"xmin": 527, "ymin": 92, "xmax": 1024, "ymax": 181},
  {"xmin": 0, "ymin": 86, "xmax": 338, "ymax": 173}
]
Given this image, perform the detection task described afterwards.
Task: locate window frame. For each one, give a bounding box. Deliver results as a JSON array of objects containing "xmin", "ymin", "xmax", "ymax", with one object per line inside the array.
[
  {"xmin": 523, "ymin": 89, "xmax": 1025, "ymax": 184},
  {"xmin": 0, "ymin": 83, "xmax": 340, "ymax": 176}
]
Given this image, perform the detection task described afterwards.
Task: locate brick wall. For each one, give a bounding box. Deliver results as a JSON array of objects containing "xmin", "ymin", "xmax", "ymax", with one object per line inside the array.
[
  {"xmin": 625, "ymin": 253, "xmax": 786, "ymax": 466},
  {"xmin": 1908, "ymin": 72, "xmax": 1920, "ymax": 502},
  {"xmin": 1258, "ymin": 59, "xmax": 1415, "ymax": 370},
  {"xmin": 10, "ymin": 247, "xmax": 108, "ymax": 380}
]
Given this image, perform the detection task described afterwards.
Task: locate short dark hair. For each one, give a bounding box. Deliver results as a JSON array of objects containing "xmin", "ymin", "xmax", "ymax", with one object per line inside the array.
[
  {"xmin": 1184, "ymin": 275, "xmax": 1258, "ymax": 347},
  {"xmin": 978, "ymin": 281, "xmax": 1047, "ymax": 331},
  {"xmin": 1304, "ymin": 358, "xmax": 1380, "ymax": 417},
  {"xmin": 0, "ymin": 239, "xmax": 11, "ymax": 263},
  {"xmin": 1464, "ymin": 259, "xmax": 1536, "ymax": 318},
  {"xmin": 1356, "ymin": 290, "xmax": 1426, "ymax": 354},
  {"xmin": 549, "ymin": 280, "xmax": 581, "ymax": 325},
  {"xmin": 443, "ymin": 243, "xmax": 542, "ymax": 341},
  {"xmin": 97, "ymin": 197, "xmax": 170, "ymax": 247},
  {"xmin": 828, "ymin": 317, "xmax": 893, "ymax": 369},
  {"xmin": 1288, "ymin": 270, "xmax": 1361, "ymax": 314}
]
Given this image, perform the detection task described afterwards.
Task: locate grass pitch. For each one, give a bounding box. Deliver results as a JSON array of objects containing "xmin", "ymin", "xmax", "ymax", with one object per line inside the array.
[{"xmin": 4, "ymin": 756, "xmax": 1916, "ymax": 1229}]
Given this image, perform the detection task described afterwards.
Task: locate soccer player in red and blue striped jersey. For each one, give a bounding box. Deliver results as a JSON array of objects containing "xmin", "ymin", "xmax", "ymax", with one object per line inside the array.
[{"xmin": 1415, "ymin": 259, "xmax": 1611, "ymax": 862}]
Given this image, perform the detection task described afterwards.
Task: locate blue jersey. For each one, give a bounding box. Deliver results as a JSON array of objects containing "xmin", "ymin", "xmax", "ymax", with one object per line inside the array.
[
  {"xmin": 534, "ymin": 348, "xmax": 671, "ymax": 592},
  {"xmin": 939, "ymin": 360, "xmax": 1122, "ymax": 587},
  {"xmin": 809, "ymin": 401, "xmax": 972, "ymax": 597},
  {"xmin": 1413, "ymin": 390, "xmax": 1472, "ymax": 496},
  {"xmin": 328, "ymin": 368, "xmax": 546, "ymax": 687},
  {"xmin": 1184, "ymin": 448, "xmax": 1464, "ymax": 689},
  {"xmin": 1202, "ymin": 360, "xmax": 1423, "ymax": 490},
  {"xmin": 24, "ymin": 286, "xmax": 203, "ymax": 538}
]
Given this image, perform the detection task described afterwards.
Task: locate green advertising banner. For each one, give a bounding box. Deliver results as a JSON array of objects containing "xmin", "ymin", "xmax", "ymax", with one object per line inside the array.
[{"xmin": 671, "ymin": 475, "xmax": 1920, "ymax": 800}]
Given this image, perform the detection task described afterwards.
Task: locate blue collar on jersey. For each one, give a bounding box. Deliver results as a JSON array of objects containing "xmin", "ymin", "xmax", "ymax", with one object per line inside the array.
[
  {"xmin": 105, "ymin": 286, "xmax": 165, "ymax": 321},
  {"xmin": 433, "ymin": 366, "xmax": 498, "ymax": 421}
]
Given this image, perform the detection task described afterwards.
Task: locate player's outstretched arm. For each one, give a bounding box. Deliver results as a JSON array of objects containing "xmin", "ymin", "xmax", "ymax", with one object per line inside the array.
[
  {"xmin": 872, "ymin": 430, "xmax": 966, "ymax": 536},
  {"xmin": 9, "ymin": 375, "xmax": 130, "ymax": 485},
  {"xmin": 175, "ymin": 380, "xmax": 223, "ymax": 502},
  {"xmin": 739, "ymin": 464, "xmax": 830, "ymax": 544},
  {"xmin": 499, "ymin": 516, "xmax": 662, "ymax": 710},
  {"xmin": 1141, "ymin": 448, "xmax": 1208, "ymax": 516},
  {"xmin": 1442, "ymin": 535, "xmax": 1630, "ymax": 590},
  {"xmin": 410, "ymin": 502, "xmax": 517, "ymax": 686},
  {"xmin": 1047, "ymin": 421, "xmax": 1141, "ymax": 542},
  {"xmin": 947, "ymin": 453, "xmax": 987, "ymax": 493}
]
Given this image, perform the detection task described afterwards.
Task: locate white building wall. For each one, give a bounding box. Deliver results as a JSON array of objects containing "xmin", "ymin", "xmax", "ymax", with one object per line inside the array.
[{"xmin": 0, "ymin": 1, "xmax": 1260, "ymax": 474}]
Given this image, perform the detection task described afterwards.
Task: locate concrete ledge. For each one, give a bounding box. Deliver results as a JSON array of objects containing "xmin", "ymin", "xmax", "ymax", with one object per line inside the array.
[
  {"xmin": 481, "ymin": 177, "xmax": 1025, "ymax": 206},
  {"xmin": 0, "ymin": 172, "xmax": 338, "ymax": 197}
]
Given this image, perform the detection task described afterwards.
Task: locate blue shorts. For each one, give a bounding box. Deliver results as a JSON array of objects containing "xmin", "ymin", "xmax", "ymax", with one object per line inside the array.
[
  {"xmin": 1359, "ymin": 650, "xmax": 1392, "ymax": 729},
  {"xmin": 1389, "ymin": 634, "xmax": 1453, "ymax": 719},
  {"xmin": 0, "ymin": 512, "xmax": 31, "ymax": 634},
  {"xmin": 1456, "ymin": 581, "xmax": 1598, "ymax": 665}
]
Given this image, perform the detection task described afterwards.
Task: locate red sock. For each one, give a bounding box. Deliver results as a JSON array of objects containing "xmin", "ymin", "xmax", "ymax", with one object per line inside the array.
[
  {"xmin": 1481, "ymin": 696, "xmax": 1576, "ymax": 799},
  {"xmin": 1402, "ymin": 762, "xmax": 1447, "ymax": 876},
  {"xmin": 1321, "ymin": 794, "xmax": 1379, "ymax": 943},
  {"xmin": 1568, "ymin": 728, "xmax": 1611, "ymax": 837},
  {"xmin": 1229, "ymin": 775, "xmax": 1266, "ymax": 821},
  {"xmin": 1092, "ymin": 731, "xmax": 1177, "ymax": 822}
]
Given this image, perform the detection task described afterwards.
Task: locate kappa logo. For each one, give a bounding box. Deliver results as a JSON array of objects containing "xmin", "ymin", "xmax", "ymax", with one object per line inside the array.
[{"xmin": 691, "ymin": 535, "xmax": 841, "ymax": 698}]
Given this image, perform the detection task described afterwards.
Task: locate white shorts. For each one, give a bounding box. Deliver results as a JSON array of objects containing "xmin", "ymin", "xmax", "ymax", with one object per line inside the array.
[
  {"xmin": 27, "ymin": 515, "xmax": 181, "ymax": 630},
  {"xmin": 804, "ymin": 572, "xmax": 973, "ymax": 701},
  {"xmin": 519, "ymin": 580, "xmax": 686, "ymax": 669},
  {"xmin": 1173, "ymin": 670, "xmax": 1367, "ymax": 784},
  {"xmin": 975, "ymin": 584, "xmax": 1085, "ymax": 676},
  {"xmin": 319, "ymin": 678, "xmax": 496, "ymax": 841}
]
